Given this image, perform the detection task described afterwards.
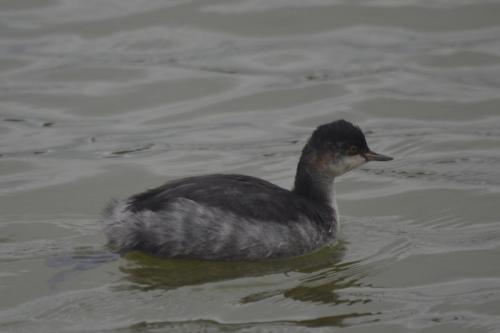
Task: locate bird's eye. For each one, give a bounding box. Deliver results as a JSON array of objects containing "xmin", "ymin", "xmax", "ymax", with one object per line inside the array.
[{"xmin": 347, "ymin": 146, "xmax": 358, "ymax": 155}]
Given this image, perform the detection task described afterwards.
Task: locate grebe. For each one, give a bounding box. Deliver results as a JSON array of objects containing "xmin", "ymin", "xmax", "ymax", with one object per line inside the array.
[{"xmin": 103, "ymin": 120, "xmax": 392, "ymax": 260}]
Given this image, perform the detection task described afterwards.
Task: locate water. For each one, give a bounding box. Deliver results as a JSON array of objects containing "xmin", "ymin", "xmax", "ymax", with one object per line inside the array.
[{"xmin": 1, "ymin": 0, "xmax": 500, "ymax": 332}]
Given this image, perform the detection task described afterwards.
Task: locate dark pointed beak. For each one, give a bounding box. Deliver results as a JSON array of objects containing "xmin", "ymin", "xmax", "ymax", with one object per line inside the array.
[{"xmin": 363, "ymin": 150, "xmax": 393, "ymax": 162}]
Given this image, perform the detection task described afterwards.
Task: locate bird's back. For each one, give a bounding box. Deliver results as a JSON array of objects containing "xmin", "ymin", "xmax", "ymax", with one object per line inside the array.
[{"xmin": 103, "ymin": 174, "xmax": 336, "ymax": 260}]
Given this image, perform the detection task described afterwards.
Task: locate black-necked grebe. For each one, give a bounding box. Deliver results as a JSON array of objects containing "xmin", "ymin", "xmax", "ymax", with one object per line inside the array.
[{"xmin": 102, "ymin": 120, "xmax": 392, "ymax": 260}]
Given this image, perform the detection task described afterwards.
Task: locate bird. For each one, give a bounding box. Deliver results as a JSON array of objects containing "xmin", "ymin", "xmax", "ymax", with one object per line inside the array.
[{"xmin": 102, "ymin": 119, "xmax": 393, "ymax": 261}]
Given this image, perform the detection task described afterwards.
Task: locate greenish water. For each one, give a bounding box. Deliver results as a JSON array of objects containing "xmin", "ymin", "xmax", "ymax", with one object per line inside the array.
[{"xmin": 1, "ymin": 1, "xmax": 500, "ymax": 332}]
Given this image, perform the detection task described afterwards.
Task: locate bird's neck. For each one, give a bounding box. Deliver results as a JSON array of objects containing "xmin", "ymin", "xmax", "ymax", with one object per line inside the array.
[{"xmin": 292, "ymin": 147, "xmax": 335, "ymax": 205}]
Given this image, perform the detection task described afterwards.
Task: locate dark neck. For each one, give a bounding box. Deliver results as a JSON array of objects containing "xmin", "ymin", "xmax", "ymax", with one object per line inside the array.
[{"xmin": 292, "ymin": 146, "xmax": 335, "ymax": 205}]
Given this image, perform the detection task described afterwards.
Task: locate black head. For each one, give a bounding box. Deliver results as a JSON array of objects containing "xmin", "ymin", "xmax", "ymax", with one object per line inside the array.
[
  {"xmin": 301, "ymin": 119, "xmax": 393, "ymax": 178},
  {"xmin": 309, "ymin": 119, "xmax": 369, "ymax": 156},
  {"xmin": 294, "ymin": 120, "xmax": 393, "ymax": 202}
]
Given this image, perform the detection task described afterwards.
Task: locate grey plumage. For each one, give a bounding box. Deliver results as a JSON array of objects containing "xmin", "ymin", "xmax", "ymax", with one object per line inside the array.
[
  {"xmin": 103, "ymin": 175, "xmax": 336, "ymax": 260},
  {"xmin": 101, "ymin": 119, "xmax": 393, "ymax": 260}
]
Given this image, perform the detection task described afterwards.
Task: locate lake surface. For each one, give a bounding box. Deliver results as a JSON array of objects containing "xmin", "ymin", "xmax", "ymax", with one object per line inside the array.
[{"xmin": 1, "ymin": 0, "xmax": 500, "ymax": 332}]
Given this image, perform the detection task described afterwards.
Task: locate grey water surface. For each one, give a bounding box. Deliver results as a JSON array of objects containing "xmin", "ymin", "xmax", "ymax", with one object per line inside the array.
[{"xmin": 1, "ymin": 0, "xmax": 500, "ymax": 332}]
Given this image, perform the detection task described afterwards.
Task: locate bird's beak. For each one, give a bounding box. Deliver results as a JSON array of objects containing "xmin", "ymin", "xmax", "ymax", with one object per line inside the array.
[{"xmin": 363, "ymin": 150, "xmax": 393, "ymax": 162}]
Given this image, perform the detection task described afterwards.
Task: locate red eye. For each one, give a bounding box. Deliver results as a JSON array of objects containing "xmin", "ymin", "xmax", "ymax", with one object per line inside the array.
[{"xmin": 347, "ymin": 146, "xmax": 358, "ymax": 155}]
